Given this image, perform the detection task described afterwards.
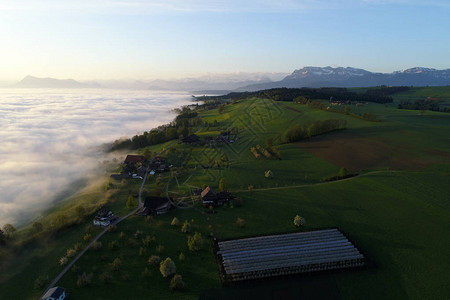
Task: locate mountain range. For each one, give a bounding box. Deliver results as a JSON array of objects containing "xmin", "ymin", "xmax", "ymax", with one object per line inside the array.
[
  {"xmin": 237, "ymin": 66, "xmax": 450, "ymax": 91},
  {"xmin": 12, "ymin": 75, "xmax": 102, "ymax": 89},
  {"xmin": 6, "ymin": 67, "xmax": 450, "ymax": 91}
]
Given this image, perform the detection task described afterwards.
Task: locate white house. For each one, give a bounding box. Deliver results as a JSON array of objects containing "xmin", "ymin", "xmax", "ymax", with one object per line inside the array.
[
  {"xmin": 41, "ymin": 286, "xmax": 66, "ymax": 300},
  {"xmin": 93, "ymin": 217, "xmax": 111, "ymax": 226}
]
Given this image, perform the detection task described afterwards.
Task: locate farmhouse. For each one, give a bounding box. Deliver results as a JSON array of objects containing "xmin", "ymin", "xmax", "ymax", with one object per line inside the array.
[
  {"xmin": 41, "ymin": 286, "xmax": 66, "ymax": 300},
  {"xmin": 201, "ymin": 186, "xmax": 230, "ymax": 207},
  {"xmin": 181, "ymin": 134, "xmax": 200, "ymax": 144},
  {"xmin": 124, "ymin": 154, "xmax": 145, "ymax": 164},
  {"xmin": 149, "ymin": 156, "xmax": 169, "ymax": 173},
  {"xmin": 215, "ymin": 228, "xmax": 366, "ymax": 283},
  {"xmin": 142, "ymin": 196, "xmax": 174, "ymax": 216}
]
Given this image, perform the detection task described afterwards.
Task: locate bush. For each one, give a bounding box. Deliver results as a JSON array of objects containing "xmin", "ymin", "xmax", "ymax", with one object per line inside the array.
[
  {"xmin": 142, "ymin": 235, "xmax": 152, "ymax": 247},
  {"xmin": 160, "ymin": 257, "xmax": 176, "ymax": 278},
  {"xmin": 83, "ymin": 233, "xmax": 92, "ymax": 242},
  {"xmin": 236, "ymin": 218, "xmax": 246, "ymax": 228},
  {"xmin": 179, "ymin": 252, "xmax": 185, "ymax": 261},
  {"xmin": 73, "ymin": 242, "xmax": 82, "ymax": 251},
  {"xmin": 171, "ymin": 217, "xmax": 180, "ymax": 226},
  {"xmin": 34, "ymin": 275, "xmax": 48, "ymax": 289},
  {"xmin": 187, "ymin": 232, "xmax": 203, "ymax": 251},
  {"xmin": 169, "ymin": 274, "xmax": 186, "ymax": 291},
  {"xmin": 181, "ymin": 221, "xmax": 191, "ymax": 233},
  {"xmin": 66, "ymin": 248, "xmax": 77, "ymax": 258},
  {"xmin": 71, "ymin": 264, "xmax": 79, "ymax": 273},
  {"xmin": 156, "ymin": 244, "xmax": 165, "ymax": 253},
  {"xmin": 118, "ymin": 232, "xmax": 125, "ymax": 239},
  {"xmin": 77, "ymin": 272, "xmax": 93, "ymax": 287},
  {"xmin": 293, "ymin": 215, "xmax": 306, "ymax": 227},
  {"xmin": 91, "ymin": 241, "xmax": 102, "ymax": 250},
  {"xmin": 111, "ymin": 258, "xmax": 122, "ymax": 271},
  {"xmin": 109, "ymin": 240, "xmax": 119, "ymax": 250},
  {"xmin": 107, "ymin": 224, "xmax": 117, "ymax": 232},
  {"xmin": 148, "ymin": 255, "xmax": 161, "ymax": 266},
  {"xmin": 99, "ymin": 272, "xmax": 113, "ymax": 284},
  {"xmin": 59, "ymin": 256, "xmax": 69, "ymax": 266}
]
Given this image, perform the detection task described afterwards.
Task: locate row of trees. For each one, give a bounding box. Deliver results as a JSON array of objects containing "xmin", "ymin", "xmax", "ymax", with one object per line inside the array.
[
  {"xmin": 198, "ymin": 87, "xmax": 396, "ymax": 104},
  {"xmin": 398, "ymin": 99, "xmax": 450, "ymax": 112},
  {"xmin": 285, "ymin": 119, "xmax": 347, "ymax": 143},
  {"xmin": 110, "ymin": 106, "xmax": 202, "ymax": 151}
]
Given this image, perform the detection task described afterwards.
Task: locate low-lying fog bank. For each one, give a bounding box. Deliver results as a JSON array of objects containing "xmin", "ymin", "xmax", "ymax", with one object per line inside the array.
[{"xmin": 0, "ymin": 89, "xmax": 192, "ymax": 226}]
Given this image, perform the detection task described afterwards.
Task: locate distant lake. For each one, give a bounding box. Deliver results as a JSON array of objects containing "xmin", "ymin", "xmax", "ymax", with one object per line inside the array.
[{"xmin": 0, "ymin": 89, "xmax": 192, "ymax": 225}]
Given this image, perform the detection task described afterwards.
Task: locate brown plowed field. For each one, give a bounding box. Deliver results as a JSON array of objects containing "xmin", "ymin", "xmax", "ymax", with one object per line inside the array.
[{"xmin": 295, "ymin": 130, "xmax": 450, "ymax": 171}]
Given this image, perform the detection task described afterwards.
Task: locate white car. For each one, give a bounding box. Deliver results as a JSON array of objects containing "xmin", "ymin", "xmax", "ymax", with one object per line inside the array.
[{"xmin": 132, "ymin": 174, "xmax": 143, "ymax": 179}]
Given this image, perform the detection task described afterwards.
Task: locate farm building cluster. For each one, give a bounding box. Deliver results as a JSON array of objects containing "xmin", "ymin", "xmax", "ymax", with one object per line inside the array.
[
  {"xmin": 110, "ymin": 154, "xmax": 171, "ymax": 180},
  {"xmin": 93, "ymin": 208, "xmax": 117, "ymax": 227}
]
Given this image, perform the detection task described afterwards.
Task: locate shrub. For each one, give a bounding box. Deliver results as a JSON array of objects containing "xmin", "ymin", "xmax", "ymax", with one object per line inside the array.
[
  {"xmin": 187, "ymin": 232, "xmax": 203, "ymax": 251},
  {"xmin": 77, "ymin": 272, "xmax": 93, "ymax": 287},
  {"xmin": 107, "ymin": 224, "xmax": 117, "ymax": 232},
  {"xmin": 128, "ymin": 238, "xmax": 138, "ymax": 247},
  {"xmin": 59, "ymin": 256, "xmax": 68, "ymax": 266},
  {"xmin": 139, "ymin": 247, "xmax": 146, "ymax": 256},
  {"xmin": 66, "ymin": 248, "xmax": 77, "ymax": 258},
  {"xmin": 142, "ymin": 235, "xmax": 152, "ymax": 247},
  {"xmin": 169, "ymin": 274, "xmax": 186, "ymax": 291},
  {"xmin": 118, "ymin": 232, "xmax": 125, "ymax": 239},
  {"xmin": 156, "ymin": 244, "xmax": 165, "ymax": 253},
  {"xmin": 73, "ymin": 242, "xmax": 82, "ymax": 251},
  {"xmin": 109, "ymin": 240, "xmax": 119, "ymax": 250},
  {"xmin": 148, "ymin": 255, "xmax": 161, "ymax": 266},
  {"xmin": 111, "ymin": 258, "xmax": 122, "ymax": 271},
  {"xmin": 159, "ymin": 257, "xmax": 176, "ymax": 278},
  {"xmin": 181, "ymin": 221, "xmax": 191, "ymax": 233},
  {"xmin": 71, "ymin": 264, "xmax": 80, "ymax": 273},
  {"xmin": 134, "ymin": 229, "xmax": 143, "ymax": 238},
  {"xmin": 171, "ymin": 217, "xmax": 180, "ymax": 226},
  {"xmin": 83, "ymin": 233, "xmax": 92, "ymax": 242},
  {"xmin": 34, "ymin": 275, "xmax": 48, "ymax": 289},
  {"xmin": 99, "ymin": 272, "xmax": 113, "ymax": 284},
  {"xmin": 179, "ymin": 252, "xmax": 185, "ymax": 261},
  {"xmin": 293, "ymin": 215, "xmax": 306, "ymax": 227},
  {"xmin": 91, "ymin": 241, "xmax": 102, "ymax": 250},
  {"xmin": 236, "ymin": 218, "xmax": 246, "ymax": 228}
]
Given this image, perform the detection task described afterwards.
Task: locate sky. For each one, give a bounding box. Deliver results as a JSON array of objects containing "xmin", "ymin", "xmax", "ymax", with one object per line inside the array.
[{"xmin": 0, "ymin": 0, "xmax": 449, "ymax": 81}]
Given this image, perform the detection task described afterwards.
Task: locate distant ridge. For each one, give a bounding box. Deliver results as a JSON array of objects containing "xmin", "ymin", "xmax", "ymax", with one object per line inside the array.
[
  {"xmin": 236, "ymin": 66, "xmax": 450, "ymax": 91},
  {"xmin": 13, "ymin": 75, "xmax": 102, "ymax": 89}
]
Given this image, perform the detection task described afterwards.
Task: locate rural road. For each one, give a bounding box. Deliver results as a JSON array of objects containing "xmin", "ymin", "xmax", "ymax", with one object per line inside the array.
[{"xmin": 40, "ymin": 166, "xmax": 149, "ymax": 299}]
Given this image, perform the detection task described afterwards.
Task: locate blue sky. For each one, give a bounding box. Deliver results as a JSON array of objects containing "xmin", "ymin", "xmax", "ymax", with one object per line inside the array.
[{"xmin": 0, "ymin": 0, "xmax": 449, "ymax": 80}]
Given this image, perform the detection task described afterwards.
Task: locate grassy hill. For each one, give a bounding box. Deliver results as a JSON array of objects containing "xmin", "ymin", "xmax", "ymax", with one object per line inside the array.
[{"xmin": 1, "ymin": 89, "xmax": 449, "ymax": 299}]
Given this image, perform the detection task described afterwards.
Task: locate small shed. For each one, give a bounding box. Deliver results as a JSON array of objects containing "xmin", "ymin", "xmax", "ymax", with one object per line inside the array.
[{"xmin": 41, "ymin": 286, "xmax": 66, "ymax": 300}]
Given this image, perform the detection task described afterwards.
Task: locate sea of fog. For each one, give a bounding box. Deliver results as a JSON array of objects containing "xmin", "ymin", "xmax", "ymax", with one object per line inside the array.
[{"xmin": 0, "ymin": 89, "xmax": 193, "ymax": 226}]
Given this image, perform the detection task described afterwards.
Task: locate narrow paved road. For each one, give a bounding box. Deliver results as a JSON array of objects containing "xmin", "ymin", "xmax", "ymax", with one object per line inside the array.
[{"xmin": 40, "ymin": 166, "xmax": 150, "ymax": 299}]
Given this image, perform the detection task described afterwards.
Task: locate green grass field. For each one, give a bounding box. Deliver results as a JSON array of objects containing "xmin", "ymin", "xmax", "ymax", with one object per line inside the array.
[{"xmin": 1, "ymin": 90, "xmax": 449, "ymax": 299}]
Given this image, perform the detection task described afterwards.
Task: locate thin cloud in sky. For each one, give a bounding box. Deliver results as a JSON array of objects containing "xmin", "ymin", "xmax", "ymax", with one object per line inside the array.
[{"xmin": 3, "ymin": 0, "xmax": 447, "ymax": 14}]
